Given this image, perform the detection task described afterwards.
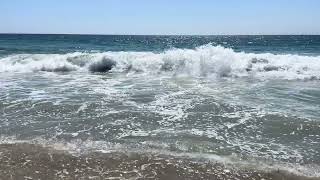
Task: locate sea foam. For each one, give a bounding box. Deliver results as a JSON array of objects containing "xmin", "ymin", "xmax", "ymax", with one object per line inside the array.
[{"xmin": 1, "ymin": 45, "xmax": 320, "ymax": 80}]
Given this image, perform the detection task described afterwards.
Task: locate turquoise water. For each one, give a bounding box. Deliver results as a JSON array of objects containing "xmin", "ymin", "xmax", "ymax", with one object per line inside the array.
[{"xmin": 0, "ymin": 34, "xmax": 320, "ymax": 177}]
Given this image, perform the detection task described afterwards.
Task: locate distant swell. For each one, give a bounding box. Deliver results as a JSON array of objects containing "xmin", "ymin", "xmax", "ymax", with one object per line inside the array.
[{"xmin": 1, "ymin": 45, "xmax": 320, "ymax": 80}]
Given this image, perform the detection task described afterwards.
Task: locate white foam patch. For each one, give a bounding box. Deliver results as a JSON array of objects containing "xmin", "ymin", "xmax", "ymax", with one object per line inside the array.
[{"xmin": 1, "ymin": 45, "xmax": 320, "ymax": 80}]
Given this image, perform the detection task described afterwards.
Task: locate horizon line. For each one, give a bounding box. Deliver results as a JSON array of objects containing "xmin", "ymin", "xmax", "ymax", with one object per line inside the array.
[{"xmin": 1, "ymin": 33, "xmax": 320, "ymax": 36}]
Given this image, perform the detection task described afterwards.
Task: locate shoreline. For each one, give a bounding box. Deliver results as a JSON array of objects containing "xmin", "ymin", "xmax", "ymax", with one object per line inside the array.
[{"xmin": 0, "ymin": 143, "xmax": 317, "ymax": 180}]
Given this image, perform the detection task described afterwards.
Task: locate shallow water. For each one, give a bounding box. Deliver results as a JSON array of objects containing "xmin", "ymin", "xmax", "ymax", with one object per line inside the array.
[
  {"xmin": 1, "ymin": 143, "xmax": 318, "ymax": 180},
  {"xmin": 0, "ymin": 35, "xmax": 320, "ymax": 178}
]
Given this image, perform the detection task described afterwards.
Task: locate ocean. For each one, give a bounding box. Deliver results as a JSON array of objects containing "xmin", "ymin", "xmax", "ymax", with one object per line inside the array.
[{"xmin": 0, "ymin": 34, "xmax": 320, "ymax": 179}]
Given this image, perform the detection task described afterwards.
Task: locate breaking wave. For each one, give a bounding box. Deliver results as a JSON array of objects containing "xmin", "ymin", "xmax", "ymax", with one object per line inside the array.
[{"xmin": 1, "ymin": 45, "xmax": 320, "ymax": 80}]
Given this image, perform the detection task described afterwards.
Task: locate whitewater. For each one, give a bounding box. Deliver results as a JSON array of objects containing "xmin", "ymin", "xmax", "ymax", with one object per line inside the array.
[
  {"xmin": 1, "ymin": 35, "xmax": 320, "ymax": 179},
  {"xmin": 1, "ymin": 45, "xmax": 320, "ymax": 80}
]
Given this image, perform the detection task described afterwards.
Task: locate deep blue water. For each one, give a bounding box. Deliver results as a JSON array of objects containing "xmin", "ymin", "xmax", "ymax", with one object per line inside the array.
[{"xmin": 1, "ymin": 34, "xmax": 320, "ymax": 55}]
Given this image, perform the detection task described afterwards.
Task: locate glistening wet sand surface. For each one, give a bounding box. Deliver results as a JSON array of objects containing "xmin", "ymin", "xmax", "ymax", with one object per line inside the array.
[{"xmin": 0, "ymin": 143, "xmax": 317, "ymax": 180}]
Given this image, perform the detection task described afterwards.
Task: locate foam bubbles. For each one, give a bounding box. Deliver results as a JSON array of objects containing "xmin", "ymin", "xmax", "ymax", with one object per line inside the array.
[{"xmin": 0, "ymin": 45, "xmax": 320, "ymax": 80}]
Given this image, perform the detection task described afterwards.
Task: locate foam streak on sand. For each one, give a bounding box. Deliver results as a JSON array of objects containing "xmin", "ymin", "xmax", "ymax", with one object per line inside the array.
[{"xmin": 0, "ymin": 143, "xmax": 318, "ymax": 180}]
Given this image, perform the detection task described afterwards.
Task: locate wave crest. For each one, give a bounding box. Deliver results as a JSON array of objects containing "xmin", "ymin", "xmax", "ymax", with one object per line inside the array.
[{"xmin": 1, "ymin": 45, "xmax": 320, "ymax": 80}]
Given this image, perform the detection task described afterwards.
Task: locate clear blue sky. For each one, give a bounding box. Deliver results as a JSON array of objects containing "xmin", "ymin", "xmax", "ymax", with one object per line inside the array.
[{"xmin": 1, "ymin": 0, "xmax": 319, "ymax": 35}]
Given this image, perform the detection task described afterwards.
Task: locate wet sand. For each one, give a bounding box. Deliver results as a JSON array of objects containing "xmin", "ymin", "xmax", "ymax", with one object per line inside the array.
[{"xmin": 0, "ymin": 143, "xmax": 317, "ymax": 180}]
